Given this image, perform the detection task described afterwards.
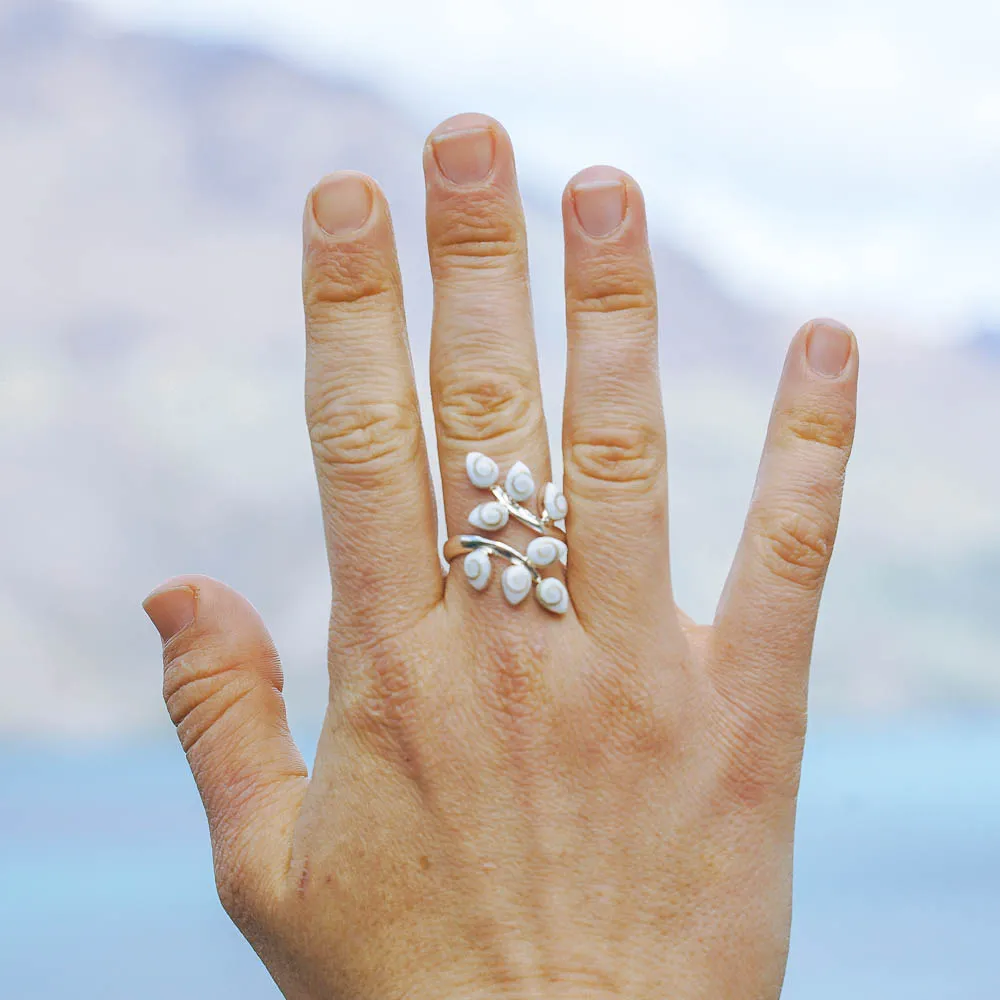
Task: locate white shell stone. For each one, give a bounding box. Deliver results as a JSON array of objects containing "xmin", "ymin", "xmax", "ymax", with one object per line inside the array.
[
  {"xmin": 525, "ymin": 536, "xmax": 568, "ymax": 567},
  {"xmin": 535, "ymin": 577, "xmax": 570, "ymax": 615},
  {"xmin": 466, "ymin": 452, "xmax": 499, "ymax": 489},
  {"xmin": 501, "ymin": 564, "xmax": 533, "ymax": 605},
  {"xmin": 463, "ymin": 549, "xmax": 491, "ymax": 591},
  {"xmin": 505, "ymin": 461, "xmax": 535, "ymax": 502},
  {"xmin": 543, "ymin": 482, "xmax": 569, "ymax": 521},
  {"xmin": 469, "ymin": 501, "xmax": 509, "ymax": 532}
]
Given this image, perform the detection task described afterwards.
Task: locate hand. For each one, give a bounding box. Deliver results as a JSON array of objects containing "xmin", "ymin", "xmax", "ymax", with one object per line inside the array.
[{"xmin": 144, "ymin": 113, "xmax": 858, "ymax": 1000}]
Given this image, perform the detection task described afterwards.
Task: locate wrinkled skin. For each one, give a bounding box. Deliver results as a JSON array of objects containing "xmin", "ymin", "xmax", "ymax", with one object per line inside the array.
[{"xmin": 144, "ymin": 113, "xmax": 858, "ymax": 1000}]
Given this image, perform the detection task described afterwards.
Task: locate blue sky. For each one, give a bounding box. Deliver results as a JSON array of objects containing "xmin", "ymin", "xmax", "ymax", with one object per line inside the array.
[{"xmin": 74, "ymin": 0, "xmax": 1000, "ymax": 343}]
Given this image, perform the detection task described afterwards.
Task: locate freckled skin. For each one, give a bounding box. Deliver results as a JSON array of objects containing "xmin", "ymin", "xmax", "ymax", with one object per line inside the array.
[{"xmin": 146, "ymin": 115, "xmax": 858, "ymax": 1000}]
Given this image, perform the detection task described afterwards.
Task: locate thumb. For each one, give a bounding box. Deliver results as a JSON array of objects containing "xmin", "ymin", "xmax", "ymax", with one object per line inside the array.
[{"xmin": 143, "ymin": 575, "xmax": 308, "ymax": 917}]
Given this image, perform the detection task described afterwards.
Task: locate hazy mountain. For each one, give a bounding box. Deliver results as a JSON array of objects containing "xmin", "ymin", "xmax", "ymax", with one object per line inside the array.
[{"xmin": 0, "ymin": 0, "xmax": 996, "ymax": 736}]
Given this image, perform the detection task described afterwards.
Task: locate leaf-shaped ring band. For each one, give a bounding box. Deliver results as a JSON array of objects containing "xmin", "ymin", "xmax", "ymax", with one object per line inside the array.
[
  {"xmin": 444, "ymin": 454, "xmax": 571, "ymax": 615},
  {"xmin": 444, "ymin": 535, "xmax": 538, "ymax": 577},
  {"xmin": 486, "ymin": 484, "xmax": 566, "ymax": 537},
  {"xmin": 443, "ymin": 535, "xmax": 570, "ymax": 615}
]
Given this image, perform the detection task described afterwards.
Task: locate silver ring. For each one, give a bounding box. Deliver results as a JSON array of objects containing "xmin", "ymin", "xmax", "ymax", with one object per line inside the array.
[{"xmin": 443, "ymin": 453, "xmax": 570, "ymax": 615}]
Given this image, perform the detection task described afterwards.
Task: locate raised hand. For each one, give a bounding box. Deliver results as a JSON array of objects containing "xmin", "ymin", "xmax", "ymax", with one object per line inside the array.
[{"xmin": 144, "ymin": 113, "xmax": 857, "ymax": 1000}]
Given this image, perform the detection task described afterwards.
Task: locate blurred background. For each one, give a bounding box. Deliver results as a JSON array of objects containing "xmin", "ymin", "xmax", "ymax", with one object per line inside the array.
[{"xmin": 0, "ymin": 0, "xmax": 998, "ymax": 995}]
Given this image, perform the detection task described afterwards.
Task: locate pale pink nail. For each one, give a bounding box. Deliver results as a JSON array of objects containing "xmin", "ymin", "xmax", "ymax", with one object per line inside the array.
[
  {"xmin": 312, "ymin": 173, "xmax": 373, "ymax": 236},
  {"xmin": 572, "ymin": 179, "xmax": 627, "ymax": 238},
  {"xmin": 806, "ymin": 321, "xmax": 853, "ymax": 377},
  {"xmin": 432, "ymin": 128, "xmax": 496, "ymax": 184}
]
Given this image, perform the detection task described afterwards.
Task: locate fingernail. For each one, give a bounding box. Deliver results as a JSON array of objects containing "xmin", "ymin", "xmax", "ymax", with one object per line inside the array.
[
  {"xmin": 806, "ymin": 321, "xmax": 853, "ymax": 377},
  {"xmin": 312, "ymin": 173, "xmax": 373, "ymax": 236},
  {"xmin": 572, "ymin": 179, "xmax": 627, "ymax": 238},
  {"xmin": 143, "ymin": 586, "xmax": 196, "ymax": 644},
  {"xmin": 431, "ymin": 128, "xmax": 496, "ymax": 184}
]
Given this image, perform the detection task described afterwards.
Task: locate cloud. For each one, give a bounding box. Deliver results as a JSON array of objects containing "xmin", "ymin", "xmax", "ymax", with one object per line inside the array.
[{"xmin": 74, "ymin": 0, "xmax": 1000, "ymax": 336}]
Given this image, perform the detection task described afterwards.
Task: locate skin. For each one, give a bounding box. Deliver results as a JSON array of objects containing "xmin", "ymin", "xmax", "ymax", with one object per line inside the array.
[{"xmin": 143, "ymin": 113, "xmax": 858, "ymax": 1000}]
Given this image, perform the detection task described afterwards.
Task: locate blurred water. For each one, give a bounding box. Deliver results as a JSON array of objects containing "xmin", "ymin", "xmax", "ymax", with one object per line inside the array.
[{"xmin": 2, "ymin": 721, "xmax": 998, "ymax": 998}]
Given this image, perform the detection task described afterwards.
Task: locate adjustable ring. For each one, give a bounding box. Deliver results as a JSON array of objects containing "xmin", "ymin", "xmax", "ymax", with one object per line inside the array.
[{"xmin": 443, "ymin": 453, "xmax": 570, "ymax": 615}]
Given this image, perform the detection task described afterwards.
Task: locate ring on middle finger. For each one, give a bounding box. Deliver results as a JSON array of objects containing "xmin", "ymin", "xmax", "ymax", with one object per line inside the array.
[{"xmin": 442, "ymin": 452, "xmax": 570, "ymax": 614}]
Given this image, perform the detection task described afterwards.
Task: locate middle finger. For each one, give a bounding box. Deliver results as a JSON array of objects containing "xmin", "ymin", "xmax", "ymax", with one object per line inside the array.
[{"xmin": 424, "ymin": 114, "xmax": 551, "ymax": 548}]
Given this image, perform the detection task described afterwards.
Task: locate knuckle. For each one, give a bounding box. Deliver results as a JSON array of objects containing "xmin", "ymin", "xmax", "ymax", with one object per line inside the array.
[
  {"xmin": 569, "ymin": 263, "xmax": 656, "ymax": 320},
  {"xmin": 342, "ymin": 657, "xmax": 419, "ymax": 737},
  {"xmin": 431, "ymin": 198, "xmax": 522, "ymax": 269},
  {"xmin": 754, "ymin": 509, "xmax": 832, "ymax": 589},
  {"xmin": 307, "ymin": 391, "xmax": 420, "ymax": 474},
  {"xmin": 304, "ymin": 243, "xmax": 396, "ymax": 317},
  {"xmin": 435, "ymin": 368, "xmax": 538, "ymax": 447},
  {"xmin": 163, "ymin": 651, "xmax": 261, "ymax": 756},
  {"xmin": 776, "ymin": 398, "xmax": 854, "ymax": 452},
  {"xmin": 341, "ymin": 637, "xmax": 557, "ymax": 771},
  {"xmin": 718, "ymin": 741, "xmax": 802, "ymax": 810},
  {"xmin": 580, "ymin": 669, "xmax": 673, "ymax": 763},
  {"xmin": 753, "ymin": 505, "xmax": 834, "ymax": 589},
  {"xmin": 714, "ymin": 700, "xmax": 806, "ymax": 810},
  {"xmin": 479, "ymin": 635, "xmax": 552, "ymax": 727},
  {"xmin": 338, "ymin": 643, "xmax": 428, "ymax": 774},
  {"xmin": 565, "ymin": 423, "xmax": 664, "ymax": 492}
]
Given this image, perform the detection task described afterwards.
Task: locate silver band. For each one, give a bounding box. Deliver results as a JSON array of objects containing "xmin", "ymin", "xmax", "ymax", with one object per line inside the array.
[
  {"xmin": 443, "ymin": 534, "xmax": 542, "ymax": 581},
  {"xmin": 487, "ymin": 485, "xmax": 566, "ymax": 538}
]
